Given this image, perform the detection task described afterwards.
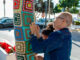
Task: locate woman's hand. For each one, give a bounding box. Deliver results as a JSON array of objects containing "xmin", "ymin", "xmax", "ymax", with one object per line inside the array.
[
  {"xmin": 30, "ymin": 22, "xmax": 40, "ymax": 38},
  {"xmin": 35, "ymin": 25, "xmax": 40, "ymax": 38},
  {"xmin": 30, "ymin": 22, "xmax": 36, "ymax": 34}
]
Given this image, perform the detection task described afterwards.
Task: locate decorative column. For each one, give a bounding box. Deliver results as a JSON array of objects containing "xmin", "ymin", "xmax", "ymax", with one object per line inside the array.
[{"xmin": 14, "ymin": 0, "xmax": 35, "ymax": 60}]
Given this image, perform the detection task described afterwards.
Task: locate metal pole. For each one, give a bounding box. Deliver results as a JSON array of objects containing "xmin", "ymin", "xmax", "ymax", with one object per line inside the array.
[
  {"xmin": 45, "ymin": 1, "xmax": 47, "ymax": 27},
  {"xmin": 48, "ymin": 0, "xmax": 50, "ymax": 20},
  {"xmin": 33, "ymin": 0, "xmax": 36, "ymax": 22},
  {"xmin": 3, "ymin": 0, "xmax": 6, "ymax": 17}
]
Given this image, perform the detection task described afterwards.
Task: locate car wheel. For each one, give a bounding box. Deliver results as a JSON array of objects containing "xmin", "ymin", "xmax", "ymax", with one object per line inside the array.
[{"xmin": 0, "ymin": 25, "xmax": 3, "ymax": 29}]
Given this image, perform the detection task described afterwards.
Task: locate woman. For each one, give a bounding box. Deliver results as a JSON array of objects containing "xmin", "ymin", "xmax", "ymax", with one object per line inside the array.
[
  {"xmin": 30, "ymin": 12, "xmax": 72, "ymax": 60},
  {"xmin": 35, "ymin": 23, "xmax": 54, "ymax": 60}
]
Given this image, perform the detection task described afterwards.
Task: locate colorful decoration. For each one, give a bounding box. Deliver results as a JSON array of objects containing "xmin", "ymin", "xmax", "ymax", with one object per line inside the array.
[
  {"xmin": 26, "ymin": 53, "xmax": 35, "ymax": 60},
  {"xmin": 16, "ymin": 41, "xmax": 26, "ymax": 54},
  {"xmin": 23, "ymin": 27, "xmax": 31, "ymax": 41},
  {"xmin": 14, "ymin": 27, "xmax": 25, "ymax": 41},
  {"xmin": 22, "ymin": 12, "xmax": 34, "ymax": 27},
  {"xmin": 22, "ymin": 0, "xmax": 33, "ymax": 13},
  {"xmin": 16, "ymin": 53, "xmax": 27, "ymax": 60},
  {"xmin": 14, "ymin": 0, "xmax": 22, "ymax": 12},
  {"xmin": 14, "ymin": 13, "xmax": 22, "ymax": 26},
  {"xmin": 25, "ymin": 41, "xmax": 33, "ymax": 54},
  {"xmin": 14, "ymin": 0, "xmax": 35, "ymax": 60},
  {"xmin": 14, "ymin": 0, "xmax": 20, "ymax": 9}
]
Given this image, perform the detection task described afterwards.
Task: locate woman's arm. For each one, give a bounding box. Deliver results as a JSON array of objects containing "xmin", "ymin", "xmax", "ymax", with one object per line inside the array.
[
  {"xmin": 29, "ymin": 32, "xmax": 63, "ymax": 53},
  {"xmin": 30, "ymin": 34, "xmax": 45, "ymax": 53}
]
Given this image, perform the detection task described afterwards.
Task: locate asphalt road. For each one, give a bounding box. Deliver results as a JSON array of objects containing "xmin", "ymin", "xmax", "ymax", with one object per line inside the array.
[{"xmin": 0, "ymin": 28, "xmax": 80, "ymax": 60}]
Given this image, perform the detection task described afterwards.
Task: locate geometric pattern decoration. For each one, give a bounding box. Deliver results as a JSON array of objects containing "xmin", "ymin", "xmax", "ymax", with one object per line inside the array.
[
  {"xmin": 25, "ymin": 41, "xmax": 33, "ymax": 54},
  {"xmin": 22, "ymin": 0, "xmax": 33, "ymax": 13},
  {"xmin": 14, "ymin": 13, "xmax": 22, "ymax": 26},
  {"xmin": 26, "ymin": 53, "xmax": 36, "ymax": 60},
  {"xmin": 23, "ymin": 27, "xmax": 31, "ymax": 41},
  {"xmin": 22, "ymin": 12, "xmax": 34, "ymax": 27},
  {"xmin": 25, "ymin": 29, "xmax": 31, "ymax": 40},
  {"xmin": 16, "ymin": 41, "xmax": 26, "ymax": 54},
  {"xmin": 16, "ymin": 41, "xmax": 33, "ymax": 54},
  {"xmin": 14, "ymin": 0, "xmax": 22, "ymax": 12},
  {"xmin": 14, "ymin": 27, "xmax": 25, "ymax": 41},
  {"xmin": 14, "ymin": 0, "xmax": 35, "ymax": 60},
  {"xmin": 14, "ymin": 0, "xmax": 20, "ymax": 9},
  {"xmin": 16, "ymin": 53, "xmax": 27, "ymax": 60}
]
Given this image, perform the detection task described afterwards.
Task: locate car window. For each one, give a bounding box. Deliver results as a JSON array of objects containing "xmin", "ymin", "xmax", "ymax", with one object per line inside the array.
[
  {"xmin": 6, "ymin": 19, "xmax": 13, "ymax": 23},
  {"xmin": 2, "ymin": 20, "xmax": 7, "ymax": 23}
]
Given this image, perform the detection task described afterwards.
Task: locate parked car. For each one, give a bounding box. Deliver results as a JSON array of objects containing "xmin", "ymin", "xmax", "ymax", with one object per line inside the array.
[
  {"xmin": 0, "ymin": 17, "xmax": 14, "ymax": 28},
  {"xmin": 35, "ymin": 18, "xmax": 46, "ymax": 29},
  {"xmin": 35, "ymin": 18, "xmax": 55, "ymax": 29}
]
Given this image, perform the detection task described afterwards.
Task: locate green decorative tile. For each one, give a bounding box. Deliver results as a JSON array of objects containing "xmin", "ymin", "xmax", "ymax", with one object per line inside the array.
[
  {"xmin": 26, "ymin": 53, "xmax": 35, "ymax": 60},
  {"xmin": 25, "ymin": 41, "xmax": 33, "ymax": 54},
  {"xmin": 23, "ymin": 27, "xmax": 31, "ymax": 41},
  {"xmin": 21, "ymin": 12, "xmax": 34, "ymax": 27}
]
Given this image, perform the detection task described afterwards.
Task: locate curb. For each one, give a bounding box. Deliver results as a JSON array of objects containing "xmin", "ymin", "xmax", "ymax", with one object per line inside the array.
[{"xmin": 72, "ymin": 41, "xmax": 80, "ymax": 47}]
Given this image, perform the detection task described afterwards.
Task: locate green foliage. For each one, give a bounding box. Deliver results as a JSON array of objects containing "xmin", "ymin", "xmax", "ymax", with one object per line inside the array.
[
  {"xmin": 70, "ymin": 7, "xmax": 79, "ymax": 14},
  {"xmin": 53, "ymin": 4, "xmax": 61, "ymax": 13},
  {"xmin": 59, "ymin": 0, "xmax": 79, "ymax": 11},
  {"xmin": 35, "ymin": 0, "xmax": 54, "ymax": 13}
]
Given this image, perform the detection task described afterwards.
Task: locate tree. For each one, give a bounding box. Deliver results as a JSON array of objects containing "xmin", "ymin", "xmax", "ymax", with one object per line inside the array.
[
  {"xmin": 35, "ymin": 0, "xmax": 54, "ymax": 13},
  {"xmin": 38, "ymin": 0, "xmax": 43, "ymax": 3},
  {"xmin": 53, "ymin": 4, "xmax": 61, "ymax": 13},
  {"xmin": 59, "ymin": 0, "xmax": 79, "ymax": 11}
]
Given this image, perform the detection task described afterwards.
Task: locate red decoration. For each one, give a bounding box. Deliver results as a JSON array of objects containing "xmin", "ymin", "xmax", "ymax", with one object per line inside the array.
[
  {"xmin": 13, "ymin": 46, "xmax": 16, "ymax": 51},
  {"xmin": 22, "ymin": 0, "xmax": 33, "ymax": 13},
  {"xmin": 14, "ymin": 0, "xmax": 20, "ymax": 9},
  {"xmin": 0, "ymin": 42, "xmax": 15, "ymax": 54}
]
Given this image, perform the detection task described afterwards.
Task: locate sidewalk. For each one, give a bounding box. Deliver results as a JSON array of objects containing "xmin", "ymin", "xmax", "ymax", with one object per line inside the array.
[
  {"xmin": 71, "ymin": 31, "xmax": 80, "ymax": 47},
  {"xmin": 0, "ymin": 36, "xmax": 16, "ymax": 60},
  {"xmin": 0, "ymin": 28, "xmax": 15, "ymax": 46},
  {"xmin": 72, "ymin": 41, "xmax": 80, "ymax": 47}
]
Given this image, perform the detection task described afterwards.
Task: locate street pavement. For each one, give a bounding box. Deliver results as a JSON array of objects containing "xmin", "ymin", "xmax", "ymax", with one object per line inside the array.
[
  {"xmin": 71, "ymin": 31, "xmax": 80, "ymax": 46},
  {"xmin": 71, "ymin": 44, "xmax": 80, "ymax": 60},
  {"xmin": 0, "ymin": 28, "xmax": 80, "ymax": 60},
  {"xmin": 0, "ymin": 28, "xmax": 15, "ymax": 46}
]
